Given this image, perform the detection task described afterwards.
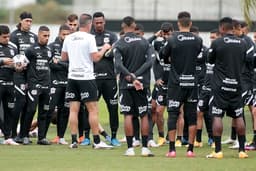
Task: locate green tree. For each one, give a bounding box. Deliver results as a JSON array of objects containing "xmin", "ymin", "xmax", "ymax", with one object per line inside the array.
[{"xmin": 242, "ymin": 0, "xmax": 256, "ymax": 25}]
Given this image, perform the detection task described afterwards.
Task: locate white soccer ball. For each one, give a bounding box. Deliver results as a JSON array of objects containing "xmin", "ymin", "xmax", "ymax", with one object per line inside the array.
[{"xmin": 13, "ymin": 54, "xmax": 29, "ymax": 69}]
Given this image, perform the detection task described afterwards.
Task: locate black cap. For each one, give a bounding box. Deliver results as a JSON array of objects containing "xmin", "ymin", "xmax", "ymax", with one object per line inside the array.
[{"xmin": 20, "ymin": 11, "xmax": 32, "ymax": 20}]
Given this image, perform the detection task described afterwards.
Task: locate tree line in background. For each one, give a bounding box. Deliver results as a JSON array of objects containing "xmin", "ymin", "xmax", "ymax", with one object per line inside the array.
[{"xmin": 0, "ymin": 0, "xmax": 70, "ymax": 24}]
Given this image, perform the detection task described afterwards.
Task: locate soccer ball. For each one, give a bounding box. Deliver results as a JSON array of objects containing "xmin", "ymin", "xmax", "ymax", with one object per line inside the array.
[{"xmin": 13, "ymin": 54, "xmax": 29, "ymax": 69}]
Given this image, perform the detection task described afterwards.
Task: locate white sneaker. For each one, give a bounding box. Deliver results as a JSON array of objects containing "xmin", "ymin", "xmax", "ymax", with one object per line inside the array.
[
  {"xmin": 59, "ymin": 138, "xmax": 68, "ymax": 145},
  {"xmin": 93, "ymin": 141, "xmax": 113, "ymax": 149},
  {"xmin": 124, "ymin": 147, "xmax": 135, "ymax": 156},
  {"xmin": 141, "ymin": 147, "xmax": 154, "ymax": 157},
  {"xmin": 147, "ymin": 139, "xmax": 159, "ymax": 147},
  {"xmin": 4, "ymin": 138, "xmax": 20, "ymax": 145},
  {"xmin": 222, "ymin": 138, "xmax": 236, "ymax": 145},
  {"xmin": 229, "ymin": 140, "xmax": 239, "ymax": 149},
  {"xmin": 133, "ymin": 140, "xmax": 141, "ymax": 147}
]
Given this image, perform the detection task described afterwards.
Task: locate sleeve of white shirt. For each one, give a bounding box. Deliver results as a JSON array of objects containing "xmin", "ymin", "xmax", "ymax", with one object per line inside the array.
[{"xmin": 89, "ymin": 35, "xmax": 98, "ymax": 53}]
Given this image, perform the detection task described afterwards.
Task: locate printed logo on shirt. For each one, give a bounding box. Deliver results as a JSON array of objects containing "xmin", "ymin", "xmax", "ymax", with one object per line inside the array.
[
  {"xmin": 10, "ymin": 49, "xmax": 15, "ymax": 56},
  {"xmin": 177, "ymin": 35, "xmax": 195, "ymax": 41},
  {"xmin": 224, "ymin": 37, "xmax": 241, "ymax": 44},
  {"xmin": 50, "ymin": 87, "xmax": 56, "ymax": 94},
  {"xmin": 124, "ymin": 37, "xmax": 142, "ymax": 43},
  {"xmin": 30, "ymin": 37, "xmax": 35, "ymax": 43},
  {"xmin": 104, "ymin": 37, "xmax": 110, "ymax": 43},
  {"xmin": 31, "ymin": 89, "xmax": 37, "ymax": 95}
]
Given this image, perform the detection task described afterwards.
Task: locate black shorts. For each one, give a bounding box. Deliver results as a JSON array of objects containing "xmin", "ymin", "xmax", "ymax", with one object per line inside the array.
[
  {"xmin": 119, "ymin": 89, "xmax": 148, "ymax": 117},
  {"xmin": 197, "ymin": 88, "xmax": 211, "ymax": 112},
  {"xmin": 210, "ymin": 90, "xmax": 243, "ymax": 118},
  {"xmin": 156, "ymin": 85, "xmax": 167, "ymax": 106},
  {"xmin": 167, "ymin": 86, "xmax": 198, "ymax": 112},
  {"xmin": 65, "ymin": 79, "xmax": 98, "ymax": 103},
  {"xmin": 151, "ymin": 84, "xmax": 158, "ymax": 101}
]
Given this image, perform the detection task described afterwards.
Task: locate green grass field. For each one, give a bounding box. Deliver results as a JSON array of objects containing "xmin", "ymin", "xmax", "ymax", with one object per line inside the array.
[{"xmin": 0, "ymin": 99, "xmax": 256, "ymax": 171}]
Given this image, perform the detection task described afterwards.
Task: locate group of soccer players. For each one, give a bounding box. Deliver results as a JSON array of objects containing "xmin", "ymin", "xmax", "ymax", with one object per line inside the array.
[{"xmin": 1, "ymin": 10, "xmax": 256, "ymax": 159}]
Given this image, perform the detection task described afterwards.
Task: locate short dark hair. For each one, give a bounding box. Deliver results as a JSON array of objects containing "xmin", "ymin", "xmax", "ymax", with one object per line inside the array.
[
  {"xmin": 135, "ymin": 23, "xmax": 144, "ymax": 32},
  {"xmin": 219, "ymin": 17, "xmax": 233, "ymax": 31},
  {"xmin": 93, "ymin": 12, "xmax": 105, "ymax": 19},
  {"xmin": 122, "ymin": 16, "xmax": 135, "ymax": 27},
  {"xmin": 67, "ymin": 14, "xmax": 78, "ymax": 22},
  {"xmin": 79, "ymin": 13, "xmax": 92, "ymax": 27},
  {"xmin": 0, "ymin": 25, "xmax": 10, "ymax": 35},
  {"xmin": 177, "ymin": 11, "xmax": 191, "ymax": 27},
  {"xmin": 59, "ymin": 24, "xmax": 71, "ymax": 32},
  {"xmin": 20, "ymin": 11, "xmax": 32, "ymax": 20},
  {"xmin": 240, "ymin": 21, "xmax": 248, "ymax": 28},
  {"xmin": 232, "ymin": 19, "xmax": 241, "ymax": 29},
  {"xmin": 190, "ymin": 26, "xmax": 199, "ymax": 33},
  {"xmin": 39, "ymin": 25, "xmax": 50, "ymax": 32},
  {"xmin": 210, "ymin": 28, "xmax": 219, "ymax": 34},
  {"xmin": 161, "ymin": 22, "xmax": 174, "ymax": 32}
]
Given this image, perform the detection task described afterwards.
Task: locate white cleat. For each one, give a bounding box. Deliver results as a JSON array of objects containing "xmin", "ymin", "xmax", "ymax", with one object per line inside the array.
[
  {"xmin": 4, "ymin": 138, "xmax": 20, "ymax": 145},
  {"xmin": 93, "ymin": 141, "xmax": 113, "ymax": 149},
  {"xmin": 229, "ymin": 140, "xmax": 239, "ymax": 149},
  {"xmin": 58, "ymin": 138, "xmax": 68, "ymax": 145},
  {"xmin": 141, "ymin": 147, "xmax": 154, "ymax": 157},
  {"xmin": 222, "ymin": 138, "xmax": 236, "ymax": 145},
  {"xmin": 124, "ymin": 147, "xmax": 135, "ymax": 156},
  {"xmin": 132, "ymin": 140, "xmax": 141, "ymax": 147},
  {"xmin": 147, "ymin": 140, "xmax": 159, "ymax": 148}
]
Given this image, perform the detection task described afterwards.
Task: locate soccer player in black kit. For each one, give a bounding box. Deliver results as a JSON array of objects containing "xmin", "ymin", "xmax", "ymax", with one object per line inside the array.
[
  {"xmin": 206, "ymin": 17, "xmax": 251, "ymax": 159},
  {"xmin": 0, "ymin": 25, "xmax": 19, "ymax": 145},
  {"xmin": 10, "ymin": 11, "xmax": 38, "ymax": 142},
  {"xmin": 48, "ymin": 24, "xmax": 71, "ymax": 145},
  {"xmin": 19, "ymin": 26, "xmax": 52, "ymax": 145},
  {"xmin": 91, "ymin": 12, "xmax": 120, "ymax": 146},
  {"xmin": 160, "ymin": 12, "xmax": 202, "ymax": 158},
  {"xmin": 114, "ymin": 16, "xmax": 155, "ymax": 156}
]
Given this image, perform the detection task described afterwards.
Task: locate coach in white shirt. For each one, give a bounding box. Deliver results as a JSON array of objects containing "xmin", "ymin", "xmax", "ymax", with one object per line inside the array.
[{"xmin": 61, "ymin": 13, "xmax": 112, "ymax": 149}]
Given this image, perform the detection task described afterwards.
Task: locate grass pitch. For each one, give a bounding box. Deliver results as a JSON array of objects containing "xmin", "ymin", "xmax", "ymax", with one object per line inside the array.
[{"xmin": 0, "ymin": 99, "xmax": 255, "ymax": 171}]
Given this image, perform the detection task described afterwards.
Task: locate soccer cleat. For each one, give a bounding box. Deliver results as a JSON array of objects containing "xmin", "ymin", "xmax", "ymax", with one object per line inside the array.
[
  {"xmin": 147, "ymin": 139, "xmax": 159, "ymax": 147},
  {"xmin": 78, "ymin": 136, "xmax": 84, "ymax": 144},
  {"xmin": 194, "ymin": 141, "xmax": 203, "ymax": 148},
  {"xmin": 37, "ymin": 138, "xmax": 51, "ymax": 145},
  {"xmin": 124, "ymin": 147, "xmax": 135, "ymax": 156},
  {"xmin": 208, "ymin": 138, "xmax": 214, "ymax": 146},
  {"xmin": 221, "ymin": 138, "xmax": 236, "ymax": 144},
  {"xmin": 228, "ymin": 140, "xmax": 239, "ymax": 149},
  {"xmin": 80, "ymin": 138, "xmax": 91, "ymax": 146},
  {"xmin": 245, "ymin": 142, "xmax": 256, "ymax": 151},
  {"xmin": 58, "ymin": 138, "xmax": 68, "ymax": 145},
  {"xmin": 69, "ymin": 142, "xmax": 78, "ymax": 149},
  {"xmin": 132, "ymin": 140, "xmax": 141, "ymax": 147},
  {"xmin": 119, "ymin": 136, "xmax": 127, "ymax": 143},
  {"xmin": 181, "ymin": 137, "xmax": 189, "ymax": 145},
  {"xmin": 23, "ymin": 137, "xmax": 31, "ymax": 145},
  {"xmin": 105, "ymin": 135, "xmax": 112, "ymax": 144},
  {"xmin": 175, "ymin": 140, "xmax": 182, "ymax": 147},
  {"xmin": 93, "ymin": 141, "xmax": 113, "ymax": 149},
  {"xmin": 141, "ymin": 147, "xmax": 154, "ymax": 157},
  {"xmin": 3, "ymin": 138, "xmax": 20, "ymax": 145},
  {"xmin": 166, "ymin": 151, "xmax": 176, "ymax": 158},
  {"xmin": 14, "ymin": 136, "xmax": 23, "ymax": 144},
  {"xmin": 206, "ymin": 151, "xmax": 223, "ymax": 159},
  {"xmin": 111, "ymin": 138, "xmax": 121, "ymax": 146},
  {"xmin": 186, "ymin": 151, "xmax": 195, "ymax": 158},
  {"xmin": 157, "ymin": 137, "xmax": 166, "ymax": 146},
  {"xmin": 238, "ymin": 151, "xmax": 248, "ymax": 159},
  {"xmin": 51, "ymin": 136, "xmax": 60, "ymax": 144}
]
